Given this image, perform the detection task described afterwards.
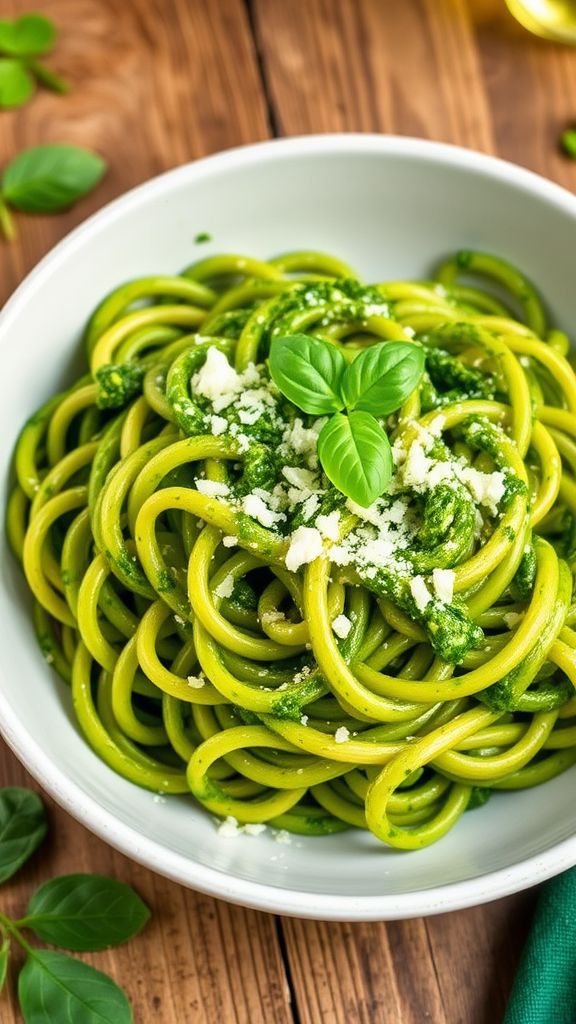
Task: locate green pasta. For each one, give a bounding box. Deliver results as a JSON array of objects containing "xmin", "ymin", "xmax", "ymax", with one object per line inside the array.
[{"xmin": 9, "ymin": 248, "xmax": 576, "ymax": 850}]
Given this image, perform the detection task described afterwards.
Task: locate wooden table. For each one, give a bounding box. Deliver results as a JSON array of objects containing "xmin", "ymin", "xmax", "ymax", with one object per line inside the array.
[{"xmin": 1, "ymin": 1, "xmax": 574, "ymax": 1020}]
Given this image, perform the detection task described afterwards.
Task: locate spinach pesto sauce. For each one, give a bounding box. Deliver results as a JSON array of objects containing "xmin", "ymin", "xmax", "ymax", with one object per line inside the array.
[{"xmin": 11, "ymin": 248, "xmax": 576, "ymax": 851}]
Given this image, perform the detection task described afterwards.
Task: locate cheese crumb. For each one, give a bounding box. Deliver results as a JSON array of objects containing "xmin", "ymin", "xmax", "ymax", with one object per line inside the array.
[
  {"xmin": 285, "ymin": 526, "xmax": 324, "ymax": 572},
  {"xmin": 218, "ymin": 815, "xmax": 241, "ymax": 838},
  {"xmin": 432, "ymin": 568, "xmax": 455, "ymax": 604},
  {"xmin": 504, "ymin": 611, "xmax": 522, "ymax": 629},
  {"xmin": 274, "ymin": 829, "xmax": 292, "ymax": 845},
  {"xmin": 282, "ymin": 466, "xmax": 318, "ymax": 490},
  {"xmin": 214, "ymin": 576, "xmax": 235, "ymax": 599},
  {"xmin": 316, "ymin": 511, "xmax": 340, "ymax": 541},
  {"xmin": 243, "ymin": 493, "xmax": 279, "ymax": 529},
  {"xmin": 332, "ymin": 614, "xmax": 352, "ymax": 639},
  {"xmin": 217, "ymin": 816, "xmax": 267, "ymax": 838},
  {"xmin": 195, "ymin": 478, "xmax": 229, "ymax": 498},
  {"xmin": 193, "ymin": 348, "xmax": 240, "ymax": 408},
  {"xmin": 222, "ymin": 535, "xmax": 238, "ymax": 547},
  {"xmin": 261, "ymin": 610, "xmax": 285, "ymax": 624},
  {"xmin": 410, "ymin": 575, "xmax": 433, "ymax": 612},
  {"xmin": 243, "ymin": 823, "xmax": 267, "ymax": 836},
  {"xmin": 458, "ymin": 467, "xmax": 506, "ymax": 516},
  {"xmin": 210, "ymin": 414, "xmax": 228, "ymax": 436},
  {"xmin": 334, "ymin": 726, "xmax": 350, "ymax": 743},
  {"xmin": 300, "ymin": 715, "xmax": 309, "ymax": 726},
  {"xmin": 187, "ymin": 674, "xmax": 206, "ymax": 689}
]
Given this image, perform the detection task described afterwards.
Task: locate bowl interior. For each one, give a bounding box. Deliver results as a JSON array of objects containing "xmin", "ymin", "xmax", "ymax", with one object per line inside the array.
[{"xmin": 1, "ymin": 136, "xmax": 575, "ymax": 918}]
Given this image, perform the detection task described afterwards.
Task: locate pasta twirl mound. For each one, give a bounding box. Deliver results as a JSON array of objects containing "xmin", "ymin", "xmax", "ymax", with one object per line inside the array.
[{"xmin": 9, "ymin": 249, "xmax": 576, "ymax": 849}]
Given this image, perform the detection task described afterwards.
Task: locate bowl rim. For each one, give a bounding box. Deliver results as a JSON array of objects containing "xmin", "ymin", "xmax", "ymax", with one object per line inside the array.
[{"xmin": 2, "ymin": 132, "xmax": 576, "ymax": 921}]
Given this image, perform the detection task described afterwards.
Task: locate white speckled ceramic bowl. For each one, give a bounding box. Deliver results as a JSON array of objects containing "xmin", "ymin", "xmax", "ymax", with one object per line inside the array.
[{"xmin": 1, "ymin": 135, "xmax": 575, "ymax": 920}]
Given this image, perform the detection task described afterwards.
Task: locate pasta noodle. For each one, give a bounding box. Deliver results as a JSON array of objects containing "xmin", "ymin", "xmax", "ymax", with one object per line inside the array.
[{"xmin": 9, "ymin": 248, "xmax": 576, "ymax": 849}]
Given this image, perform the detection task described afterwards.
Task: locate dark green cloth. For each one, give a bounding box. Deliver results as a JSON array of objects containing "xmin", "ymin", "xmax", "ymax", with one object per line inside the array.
[{"xmin": 504, "ymin": 868, "xmax": 576, "ymax": 1024}]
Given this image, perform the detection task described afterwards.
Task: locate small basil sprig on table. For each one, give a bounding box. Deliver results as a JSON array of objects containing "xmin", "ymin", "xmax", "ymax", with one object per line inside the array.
[
  {"xmin": 0, "ymin": 788, "xmax": 47, "ymax": 885},
  {"xmin": 0, "ymin": 143, "xmax": 107, "ymax": 242},
  {"xmin": 561, "ymin": 128, "xmax": 576, "ymax": 159},
  {"xmin": 269, "ymin": 333, "xmax": 424, "ymax": 506},
  {"xmin": 0, "ymin": 13, "xmax": 68, "ymax": 109},
  {"xmin": 0, "ymin": 786, "xmax": 149, "ymax": 1023}
]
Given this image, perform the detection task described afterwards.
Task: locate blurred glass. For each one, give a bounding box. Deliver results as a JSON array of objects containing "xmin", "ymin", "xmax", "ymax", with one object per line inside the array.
[{"xmin": 505, "ymin": 0, "xmax": 576, "ymax": 42}]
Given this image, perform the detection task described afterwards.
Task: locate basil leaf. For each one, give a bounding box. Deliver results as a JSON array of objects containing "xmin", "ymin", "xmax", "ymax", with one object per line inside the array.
[
  {"xmin": 27, "ymin": 60, "xmax": 69, "ymax": 96},
  {"xmin": 23, "ymin": 874, "xmax": 150, "ymax": 951},
  {"xmin": 0, "ymin": 937, "xmax": 9, "ymax": 994},
  {"xmin": 0, "ymin": 58, "xmax": 34, "ymax": 108},
  {"xmin": 2, "ymin": 144, "xmax": 106, "ymax": 214},
  {"xmin": 269, "ymin": 334, "xmax": 346, "ymax": 414},
  {"xmin": 0, "ymin": 15, "xmax": 55, "ymax": 57},
  {"xmin": 318, "ymin": 411, "xmax": 393, "ymax": 506},
  {"xmin": 342, "ymin": 341, "xmax": 425, "ymax": 415},
  {"xmin": 561, "ymin": 129, "xmax": 576, "ymax": 160},
  {"xmin": 18, "ymin": 951, "xmax": 132, "ymax": 1024},
  {"xmin": 0, "ymin": 788, "xmax": 47, "ymax": 884}
]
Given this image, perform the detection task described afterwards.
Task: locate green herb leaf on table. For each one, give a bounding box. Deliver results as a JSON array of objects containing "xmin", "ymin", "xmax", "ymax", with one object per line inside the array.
[
  {"xmin": 21, "ymin": 874, "xmax": 150, "ymax": 951},
  {"xmin": 2, "ymin": 144, "xmax": 106, "ymax": 213},
  {"xmin": 0, "ymin": 14, "xmax": 68, "ymax": 108},
  {"xmin": 269, "ymin": 334, "xmax": 347, "ymax": 414},
  {"xmin": 0, "ymin": 57, "xmax": 34, "ymax": 108},
  {"xmin": 18, "ymin": 950, "xmax": 133, "ymax": 1024},
  {"xmin": 0, "ymin": 936, "xmax": 10, "ymax": 994},
  {"xmin": 318, "ymin": 410, "xmax": 393, "ymax": 507},
  {"xmin": 0, "ymin": 15, "xmax": 56, "ymax": 57},
  {"xmin": 0, "ymin": 788, "xmax": 47, "ymax": 885},
  {"xmin": 561, "ymin": 128, "xmax": 576, "ymax": 159},
  {"xmin": 342, "ymin": 340, "xmax": 425, "ymax": 415}
]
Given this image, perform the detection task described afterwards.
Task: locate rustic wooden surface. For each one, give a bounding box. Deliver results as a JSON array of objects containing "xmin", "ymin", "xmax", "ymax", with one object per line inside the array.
[{"xmin": 1, "ymin": 0, "xmax": 574, "ymax": 1020}]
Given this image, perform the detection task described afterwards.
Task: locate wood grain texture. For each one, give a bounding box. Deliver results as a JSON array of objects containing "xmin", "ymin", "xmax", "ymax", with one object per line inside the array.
[
  {"xmin": 1, "ymin": 0, "xmax": 574, "ymax": 1020},
  {"xmin": 0, "ymin": 0, "xmax": 269, "ymax": 305},
  {"xmin": 280, "ymin": 896, "xmax": 536, "ymax": 1024},
  {"xmin": 0, "ymin": 746, "xmax": 293, "ymax": 1023}
]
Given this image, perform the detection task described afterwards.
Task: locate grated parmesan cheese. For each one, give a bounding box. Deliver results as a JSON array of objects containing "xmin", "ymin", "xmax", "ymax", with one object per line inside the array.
[
  {"xmin": 195, "ymin": 478, "xmax": 229, "ymax": 498},
  {"xmin": 193, "ymin": 348, "xmax": 240, "ymax": 407},
  {"xmin": 210, "ymin": 414, "xmax": 228, "ymax": 436},
  {"xmin": 187, "ymin": 674, "xmax": 206, "ymax": 689},
  {"xmin": 334, "ymin": 726, "xmax": 350, "ymax": 743},
  {"xmin": 214, "ymin": 576, "xmax": 235, "ymax": 599},
  {"xmin": 243, "ymin": 493, "xmax": 282, "ymax": 529},
  {"xmin": 332, "ymin": 614, "xmax": 352, "ymax": 639},
  {"xmin": 410, "ymin": 575, "xmax": 433, "ymax": 612},
  {"xmin": 316, "ymin": 511, "xmax": 340, "ymax": 541},
  {"xmin": 285, "ymin": 526, "xmax": 324, "ymax": 572},
  {"xmin": 218, "ymin": 816, "xmax": 241, "ymax": 837},
  {"xmin": 432, "ymin": 567, "xmax": 455, "ymax": 604},
  {"xmin": 504, "ymin": 611, "xmax": 523, "ymax": 629}
]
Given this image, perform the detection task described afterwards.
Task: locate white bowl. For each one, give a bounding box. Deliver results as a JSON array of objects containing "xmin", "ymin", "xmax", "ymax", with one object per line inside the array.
[{"xmin": 1, "ymin": 135, "xmax": 575, "ymax": 921}]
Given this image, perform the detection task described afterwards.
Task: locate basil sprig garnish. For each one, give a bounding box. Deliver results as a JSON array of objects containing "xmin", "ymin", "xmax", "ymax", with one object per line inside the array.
[
  {"xmin": 0, "ymin": 13, "xmax": 68, "ymax": 110},
  {"xmin": 269, "ymin": 334, "xmax": 424, "ymax": 506},
  {"xmin": 0, "ymin": 786, "xmax": 149, "ymax": 1023}
]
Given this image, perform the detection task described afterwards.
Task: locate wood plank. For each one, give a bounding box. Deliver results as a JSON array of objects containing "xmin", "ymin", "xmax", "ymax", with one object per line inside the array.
[
  {"xmin": 424, "ymin": 893, "xmax": 537, "ymax": 1024},
  {"xmin": 281, "ymin": 892, "xmax": 537, "ymax": 1024},
  {"xmin": 470, "ymin": 0, "xmax": 576, "ymax": 183},
  {"xmin": 0, "ymin": 745, "xmax": 293, "ymax": 1024},
  {"xmin": 0, "ymin": 0, "xmax": 270, "ymax": 306},
  {"xmin": 251, "ymin": 0, "xmax": 496, "ymax": 150}
]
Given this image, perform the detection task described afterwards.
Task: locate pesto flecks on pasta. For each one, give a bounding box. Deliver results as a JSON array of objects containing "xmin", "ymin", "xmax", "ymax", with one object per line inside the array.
[{"xmin": 9, "ymin": 249, "xmax": 576, "ymax": 850}]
